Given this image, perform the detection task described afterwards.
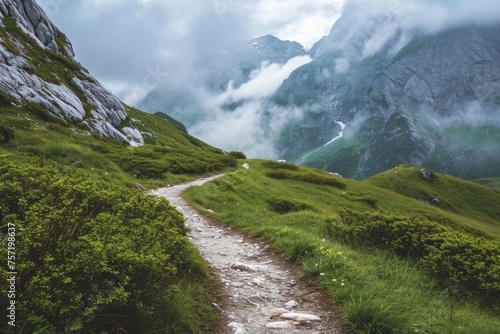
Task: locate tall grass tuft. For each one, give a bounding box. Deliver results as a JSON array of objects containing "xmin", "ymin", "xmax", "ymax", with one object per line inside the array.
[{"xmin": 344, "ymin": 297, "xmax": 408, "ymax": 334}]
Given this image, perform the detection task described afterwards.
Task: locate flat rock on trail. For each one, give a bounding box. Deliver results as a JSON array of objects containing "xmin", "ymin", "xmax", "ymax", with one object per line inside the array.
[{"xmin": 152, "ymin": 174, "xmax": 349, "ymax": 334}]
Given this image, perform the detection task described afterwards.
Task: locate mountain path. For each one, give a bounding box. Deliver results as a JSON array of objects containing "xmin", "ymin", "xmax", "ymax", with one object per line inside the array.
[{"xmin": 152, "ymin": 172, "xmax": 349, "ymax": 334}]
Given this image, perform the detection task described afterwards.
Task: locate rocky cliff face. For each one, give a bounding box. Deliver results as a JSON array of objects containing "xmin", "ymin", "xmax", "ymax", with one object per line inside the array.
[
  {"xmin": 0, "ymin": 0, "xmax": 143, "ymax": 145},
  {"xmin": 273, "ymin": 17, "xmax": 500, "ymax": 179}
]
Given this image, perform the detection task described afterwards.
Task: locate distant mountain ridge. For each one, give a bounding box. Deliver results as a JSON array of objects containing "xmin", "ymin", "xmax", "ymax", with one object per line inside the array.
[
  {"xmin": 273, "ymin": 18, "xmax": 500, "ymax": 179},
  {"xmin": 131, "ymin": 3, "xmax": 500, "ymax": 180},
  {"xmin": 137, "ymin": 34, "xmax": 306, "ymax": 127}
]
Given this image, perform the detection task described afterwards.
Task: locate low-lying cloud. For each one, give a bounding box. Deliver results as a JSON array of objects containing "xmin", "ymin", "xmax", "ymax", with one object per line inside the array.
[
  {"xmin": 190, "ymin": 101, "xmax": 304, "ymax": 159},
  {"xmin": 215, "ymin": 56, "xmax": 312, "ymax": 104},
  {"xmin": 190, "ymin": 56, "xmax": 311, "ymax": 158},
  {"xmin": 344, "ymin": 0, "xmax": 500, "ymax": 59}
]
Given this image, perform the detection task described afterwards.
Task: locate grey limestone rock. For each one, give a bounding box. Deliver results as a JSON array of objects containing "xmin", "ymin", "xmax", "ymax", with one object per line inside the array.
[{"xmin": 0, "ymin": 0, "xmax": 142, "ymax": 146}]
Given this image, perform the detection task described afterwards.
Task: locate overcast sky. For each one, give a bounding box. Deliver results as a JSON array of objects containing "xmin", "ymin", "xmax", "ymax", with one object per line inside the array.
[
  {"xmin": 37, "ymin": 0, "xmax": 500, "ymax": 107},
  {"xmin": 37, "ymin": 0, "xmax": 344, "ymax": 104}
]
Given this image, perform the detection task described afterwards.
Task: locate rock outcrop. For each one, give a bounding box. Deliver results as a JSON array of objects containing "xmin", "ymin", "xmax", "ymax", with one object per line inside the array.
[{"xmin": 0, "ymin": 0, "xmax": 143, "ymax": 145}]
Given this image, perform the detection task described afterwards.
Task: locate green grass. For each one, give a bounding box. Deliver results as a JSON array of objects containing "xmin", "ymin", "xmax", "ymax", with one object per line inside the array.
[
  {"xmin": 364, "ymin": 165, "xmax": 500, "ymax": 235},
  {"xmin": 0, "ymin": 102, "xmax": 236, "ymax": 188},
  {"xmin": 475, "ymin": 177, "xmax": 500, "ymax": 190},
  {"xmin": 184, "ymin": 160, "xmax": 500, "ymax": 333}
]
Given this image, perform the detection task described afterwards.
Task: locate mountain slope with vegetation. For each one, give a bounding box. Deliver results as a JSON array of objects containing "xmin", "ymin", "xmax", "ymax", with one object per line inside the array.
[
  {"xmin": 0, "ymin": 1, "xmax": 237, "ymax": 332},
  {"xmin": 185, "ymin": 160, "xmax": 500, "ymax": 333}
]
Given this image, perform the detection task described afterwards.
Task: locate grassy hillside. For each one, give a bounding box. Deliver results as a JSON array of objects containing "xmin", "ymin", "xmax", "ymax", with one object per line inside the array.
[
  {"xmin": 0, "ymin": 11, "xmax": 239, "ymax": 332},
  {"xmin": 364, "ymin": 165, "xmax": 500, "ymax": 235},
  {"xmin": 475, "ymin": 177, "xmax": 500, "ymax": 190},
  {"xmin": 0, "ymin": 96, "xmax": 235, "ymax": 186},
  {"xmin": 184, "ymin": 160, "xmax": 500, "ymax": 333},
  {"xmin": 0, "ymin": 99, "xmax": 236, "ymax": 333},
  {"xmin": 0, "ymin": 98, "xmax": 236, "ymax": 333}
]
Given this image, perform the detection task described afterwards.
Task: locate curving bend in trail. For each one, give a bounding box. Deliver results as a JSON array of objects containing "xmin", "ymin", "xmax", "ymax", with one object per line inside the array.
[{"xmin": 152, "ymin": 173, "xmax": 348, "ymax": 334}]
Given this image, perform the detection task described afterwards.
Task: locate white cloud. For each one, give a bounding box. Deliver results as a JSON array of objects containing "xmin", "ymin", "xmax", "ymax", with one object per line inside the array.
[
  {"xmin": 186, "ymin": 55, "xmax": 310, "ymax": 158},
  {"xmin": 341, "ymin": 0, "xmax": 500, "ymax": 59},
  {"xmin": 334, "ymin": 58, "xmax": 350, "ymax": 74},
  {"xmin": 100, "ymin": 80, "xmax": 149, "ymax": 106},
  {"xmin": 249, "ymin": 0, "xmax": 344, "ymax": 49},
  {"xmin": 191, "ymin": 100, "xmax": 304, "ymax": 159},
  {"xmin": 216, "ymin": 55, "xmax": 312, "ymax": 104}
]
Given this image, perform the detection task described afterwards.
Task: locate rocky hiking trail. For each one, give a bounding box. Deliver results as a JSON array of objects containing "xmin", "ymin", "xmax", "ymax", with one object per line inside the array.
[{"xmin": 152, "ymin": 171, "xmax": 350, "ymax": 334}]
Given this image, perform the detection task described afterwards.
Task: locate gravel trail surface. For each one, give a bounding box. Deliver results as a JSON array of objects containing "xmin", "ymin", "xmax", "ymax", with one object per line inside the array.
[{"xmin": 152, "ymin": 173, "xmax": 349, "ymax": 334}]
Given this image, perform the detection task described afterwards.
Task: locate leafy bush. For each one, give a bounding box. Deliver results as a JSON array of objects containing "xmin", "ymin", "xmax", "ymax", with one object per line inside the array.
[
  {"xmin": 341, "ymin": 191, "xmax": 378, "ymax": 207},
  {"xmin": 228, "ymin": 151, "xmax": 247, "ymax": 159},
  {"xmin": 422, "ymin": 232, "xmax": 500, "ymax": 301},
  {"xmin": 266, "ymin": 169, "xmax": 346, "ymax": 189},
  {"xmin": 294, "ymin": 172, "xmax": 346, "ymax": 189},
  {"xmin": 0, "ymin": 126, "xmax": 14, "ymax": 144},
  {"xmin": 263, "ymin": 160, "xmax": 299, "ymax": 170},
  {"xmin": 267, "ymin": 195, "xmax": 314, "ymax": 213},
  {"xmin": 109, "ymin": 148, "xmax": 235, "ymax": 179},
  {"xmin": 328, "ymin": 210, "xmax": 500, "ymax": 305},
  {"xmin": 0, "ymin": 159, "xmax": 216, "ymax": 333}
]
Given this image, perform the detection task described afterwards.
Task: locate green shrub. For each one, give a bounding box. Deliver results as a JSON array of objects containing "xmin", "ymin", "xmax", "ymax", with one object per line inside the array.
[
  {"xmin": 265, "ymin": 169, "xmax": 347, "ymax": 189},
  {"xmin": 341, "ymin": 191, "xmax": 378, "ymax": 207},
  {"xmin": 267, "ymin": 195, "xmax": 314, "ymax": 213},
  {"xmin": 329, "ymin": 210, "xmax": 500, "ymax": 305},
  {"xmin": 263, "ymin": 160, "xmax": 299, "ymax": 170},
  {"xmin": 294, "ymin": 172, "xmax": 346, "ymax": 189},
  {"xmin": 0, "ymin": 126, "xmax": 14, "ymax": 144},
  {"xmin": 265, "ymin": 170, "xmax": 288, "ymax": 179},
  {"xmin": 0, "ymin": 159, "xmax": 215, "ymax": 333},
  {"xmin": 228, "ymin": 151, "xmax": 247, "ymax": 159},
  {"xmin": 422, "ymin": 232, "xmax": 500, "ymax": 302}
]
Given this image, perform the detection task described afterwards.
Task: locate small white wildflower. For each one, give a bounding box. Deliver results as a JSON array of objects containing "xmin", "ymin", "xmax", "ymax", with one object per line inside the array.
[
  {"xmin": 341, "ymin": 283, "xmax": 345, "ymax": 286},
  {"xmin": 320, "ymin": 273, "xmax": 325, "ymax": 276},
  {"xmin": 332, "ymin": 279, "xmax": 337, "ymax": 282},
  {"xmin": 314, "ymin": 263, "xmax": 318, "ymax": 267}
]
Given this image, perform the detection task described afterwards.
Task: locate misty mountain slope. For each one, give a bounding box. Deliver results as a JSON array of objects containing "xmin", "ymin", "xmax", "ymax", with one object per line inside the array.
[
  {"xmin": 202, "ymin": 34, "xmax": 306, "ymax": 91},
  {"xmin": 137, "ymin": 34, "xmax": 306, "ymax": 127},
  {"xmin": 0, "ymin": 0, "xmax": 141, "ymax": 145},
  {"xmin": 274, "ymin": 19, "xmax": 500, "ymax": 179}
]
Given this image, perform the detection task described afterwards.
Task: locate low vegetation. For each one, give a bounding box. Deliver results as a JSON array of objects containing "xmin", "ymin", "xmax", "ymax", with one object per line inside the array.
[
  {"xmin": 0, "ymin": 99, "xmax": 235, "ymax": 332},
  {"xmin": 0, "ymin": 159, "xmax": 218, "ymax": 333},
  {"xmin": 184, "ymin": 160, "xmax": 500, "ymax": 333}
]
